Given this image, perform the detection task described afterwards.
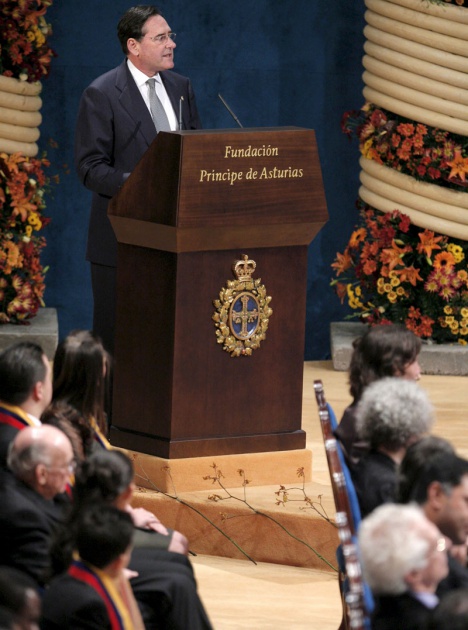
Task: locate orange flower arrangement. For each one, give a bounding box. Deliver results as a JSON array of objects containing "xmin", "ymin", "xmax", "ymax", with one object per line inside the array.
[
  {"xmin": 331, "ymin": 201, "xmax": 468, "ymax": 344},
  {"xmin": 0, "ymin": 151, "xmax": 53, "ymax": 323},
  {"xmin": 0, "ymin": 0, "xmax": 55, "ymax": 82},
  {"xmin": 341, "ymin": 104, "xmax": 468, "ymax": 190}
]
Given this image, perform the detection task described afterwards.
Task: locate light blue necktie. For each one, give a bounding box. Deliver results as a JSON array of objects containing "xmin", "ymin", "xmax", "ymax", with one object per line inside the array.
[{"xmin": 147, "ymin": 78, "xmax": 171, "ymax": 133}]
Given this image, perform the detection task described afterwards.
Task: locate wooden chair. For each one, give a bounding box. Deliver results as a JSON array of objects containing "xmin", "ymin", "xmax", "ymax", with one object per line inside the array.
[{"xmin": 313, "ymin": 379, "xmax": 371, "ymax": 630}]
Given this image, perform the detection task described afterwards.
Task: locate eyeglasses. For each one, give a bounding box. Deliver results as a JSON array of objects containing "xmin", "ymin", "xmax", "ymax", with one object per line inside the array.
[
  {"xmin": 146, "ymin": 32, "xmax": 176, "ymax": 45},
  {"xmin": 46, "ymin": 460, "xmax": 76, "ymax": 475}
]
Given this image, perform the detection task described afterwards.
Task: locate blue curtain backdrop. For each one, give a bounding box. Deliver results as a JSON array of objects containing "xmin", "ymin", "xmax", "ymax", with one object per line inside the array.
[{"xmin": 39, "ymin": 0, "xmax": 365, "ymax": 359}]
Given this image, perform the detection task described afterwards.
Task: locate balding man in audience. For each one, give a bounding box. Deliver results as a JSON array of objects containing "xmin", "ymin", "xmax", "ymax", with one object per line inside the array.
[
  {"xmin": 0, "ymin": 342, "xmax": 52, "ymax": 466},
  {"xmin": 0, "ymin": 426, "xmax": 74, "ymax": 587},
  {"xmin": 359, "ymin": 503, "xmax": 449, "ymax": 630}
]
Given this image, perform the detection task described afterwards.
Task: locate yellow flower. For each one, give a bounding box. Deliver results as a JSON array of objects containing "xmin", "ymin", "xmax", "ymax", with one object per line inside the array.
[
  {"xmin": 390, "ymin": 276, "xmax": 400, "ymax": 287},
  {"xmin": 361, "ymin": 138, "xmax": 374, "ymax": 159},
  {"xmin": 447, "ymin": 243, "xmax": 465, "ymax": 263},
  {"xmin": 458, "ymin": 338, "xmax": 468, "ymax": 345},
  {"xmin": 384, "ymin": 283, "xmax": 392, "ymax": 293},
  {"xmin": 460, "ymin": 328, "xmax": 468, "ymax": 336},
  {"xmin": 396, "ymin": 287, "xmax": 406, "ymax": 296},
  {"xmin": 28, "ymin": 212, "xmax": 42, "ymax": 230},
  {"xmin": 444, "ymin": 305, "xmax": 453, "ymax": 315},
  {"xmin": 445, "ymin": 316, "xmax": 455, "ymax": 325},
  {"xmin": 347, "ymin": 284, "xmax": 365, "ymax": 310},
  {"xmin": 461, "ymin": 308, "xmax": 468, "ymax": 318},
  {"xmin": 387, "ymin": 291, "xmax": 398, "ymax": 303}
]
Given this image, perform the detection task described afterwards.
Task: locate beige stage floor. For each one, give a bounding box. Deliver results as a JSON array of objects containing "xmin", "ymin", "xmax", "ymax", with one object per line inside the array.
[{"xmin": 189, "ymin": 360, "xmax": 468, "ymax": 629}]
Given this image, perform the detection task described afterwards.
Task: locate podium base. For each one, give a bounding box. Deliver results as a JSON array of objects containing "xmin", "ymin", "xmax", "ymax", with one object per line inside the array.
[
  {"xmin": 120, "ymin": 447, "xmax": 312, "ymax": 493},
  {"xmin": 109, "ymin": 427, "xmax": 306, "ymax": 459}
]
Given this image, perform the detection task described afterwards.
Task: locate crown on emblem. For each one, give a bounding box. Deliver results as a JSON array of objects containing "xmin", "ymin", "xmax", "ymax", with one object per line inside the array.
[{"xmin": 232, "ymin": 254, "xmax": 256, "ymax": 281}]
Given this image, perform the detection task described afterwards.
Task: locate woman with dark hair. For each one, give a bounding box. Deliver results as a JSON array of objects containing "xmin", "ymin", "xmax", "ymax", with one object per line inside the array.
[
  {"xmin": 51, "ymin": 330, "xmax": 111, "ymax": 450},
  {"xmin": 51, "ymin": 450, "xmax": 213, "ymax": 630},
  {"xmin": 335, "ymin": 323, "xmax": 422, "ymax": 463},
  {"xmin": 41, "ymin": 400, "xmax": 93, "ymax": 462}
]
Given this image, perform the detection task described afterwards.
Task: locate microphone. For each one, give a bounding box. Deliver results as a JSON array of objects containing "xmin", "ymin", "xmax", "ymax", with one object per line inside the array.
[
  {"xmin": 179, "ymin": 96, "xmax": 184, "ymax": 130},
  {"xmin": 218, "ymin": 93, "xmax": 243, "ymax": 128}
]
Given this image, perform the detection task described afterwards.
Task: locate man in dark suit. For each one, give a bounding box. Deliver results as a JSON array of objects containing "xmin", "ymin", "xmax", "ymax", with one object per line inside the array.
[
  {"xmin": 75, "ymin": 4, "xmax": 202, "ymax": 354},
  {"xmin": 0, "ymin": 425, "xmax": 74, "ymax": 587},
  {"xmin": 0, "ymin": 342, "xmax": 53, "ymax": 468}
]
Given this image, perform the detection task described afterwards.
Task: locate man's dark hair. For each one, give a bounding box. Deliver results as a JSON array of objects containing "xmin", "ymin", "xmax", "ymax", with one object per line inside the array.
[
  {"xmin": 117, "ymin": 5, "xmax": 162, "ymax": 55},
  {"xmin": 76, "ymin": 505, "xmax": 133, "ymax": 569},
  {"xmin": 398, "ymin": 436, "xmax": 455, "ymax": 504},
  {"xmin": 404, "ymin": 452, "xmax": 468, "ymax": 505},
  {"xmin": 0, "ymin": 342, "xmax": 46, "ymax": 406}
]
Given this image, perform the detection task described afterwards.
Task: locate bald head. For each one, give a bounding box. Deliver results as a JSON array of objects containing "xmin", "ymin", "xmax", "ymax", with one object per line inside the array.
[{"xmin": 8, "ymin": 425, "xmax": 74, "ymax": 499}]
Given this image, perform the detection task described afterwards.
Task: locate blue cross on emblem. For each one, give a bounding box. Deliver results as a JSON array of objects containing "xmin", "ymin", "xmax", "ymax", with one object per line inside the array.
[{"xmin": 230, "ymin": 292, "xmax": 260, "ymax": 340}]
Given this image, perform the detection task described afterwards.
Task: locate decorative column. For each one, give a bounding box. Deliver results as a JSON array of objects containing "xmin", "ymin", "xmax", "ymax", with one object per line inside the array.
[
  {"xmin": 0, "ymin": 75, "xmax": 42, "ymax": 157},
  {"xmin": 360, "ymin": 0, "xmax": 468, "ymax": 238}
]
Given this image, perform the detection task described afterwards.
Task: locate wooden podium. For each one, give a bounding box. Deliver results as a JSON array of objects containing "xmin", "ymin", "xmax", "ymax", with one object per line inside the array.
[{"xmin": 108, "ymin": 127, "xmax": 328, "ymax": 459}]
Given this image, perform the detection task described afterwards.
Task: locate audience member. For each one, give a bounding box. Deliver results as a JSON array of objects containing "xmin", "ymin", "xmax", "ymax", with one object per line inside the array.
[
  {"xmin": 50, "ymin": 450, "xmax": 213, "ymax": 629},
  {"xmin": 335, "ymin": 324, "xmax": 421, "ymax": 463},
  {"xmin": 51, "ymin": 330, "xmax": 111, "ymax": 449},
  {"xmin": 48, "ymin": 331, "xmax": 187, "ymax": 554},
  {"xmin": 358, "ymin": 503, "xmax": 449, "ymax": 630},
  {"xmin": 351, "ymin": 377, "xmax": 433, "ymax": 517},
  {"xmin": 0, "ymin": 566, "xmax": 41, "ymax": 630},
  {"xmin": 398, "ymin": 435, "xmax": 456, "ymax": 504},
  {"xmin": 401, "ymin": 452, "xmax": 468, "ymax": 596},
  {"xmin": 428, "ymin": 588, "xmax": 468, "ymax": 629},
  {"xmin": 0, "ymin": 342, "xmax": 52, "ymax": 466},
  {"xmin": 0, "ymin": 426, "xmax": 73, "ymax": 587},
  {"xmin": 41, "ymin": 401, "xmax": 92, "ymax": 462},
  {"xmin": 0, "ymin": 607, "xmax": 20, "ymax": 630},
  {"xmin": 41, "ymin": 505, "xmax": 144, "ymax": 629}
]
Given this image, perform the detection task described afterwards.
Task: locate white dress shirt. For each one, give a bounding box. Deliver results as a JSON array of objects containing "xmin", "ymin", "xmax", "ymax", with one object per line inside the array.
[{"xmin": 127, "ymin": 59, "xmax": 178, "ymax": 131}]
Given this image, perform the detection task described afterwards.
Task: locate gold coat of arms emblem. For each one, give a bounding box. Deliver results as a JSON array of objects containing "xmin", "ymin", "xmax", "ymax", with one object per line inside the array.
[{"xmin": 212, "ymin": 255, "xmax": 273, "ymax": 357}]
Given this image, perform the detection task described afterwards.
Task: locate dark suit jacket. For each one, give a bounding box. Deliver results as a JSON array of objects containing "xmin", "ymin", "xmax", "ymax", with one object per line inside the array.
[
  {"xmin": 40, "ymin": 574, "xmax": 112, "ymax": 629},
  {"xmin": 0, "ymin": 404, "xmax": 33, "ymax": 469},
  {"xmin": 350, "ymin": 450, "xmax": 397, "ymax": 518},
  {"xmin": 75, "ymin": 60, "xmax": 202, "ymax": 267},
  {"xmin": 0, "ymin": 470, "xmax": 67, "ymax": 587},
  {"xmin": 372, "ymin": 592, "xmax": 434, "ymax": 630}
]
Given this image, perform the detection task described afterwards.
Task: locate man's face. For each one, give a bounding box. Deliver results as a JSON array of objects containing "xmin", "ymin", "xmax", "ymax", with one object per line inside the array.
[
  {"xmin": 39, "ymin": 354, "xmax": 53, "ymax": 413},
  {"xmin": 39, "ymin": 440, "xmax": 74, "ymax": 500},
  {"xmin": 415, "ymin": 521, "xmax": 449, "ymax": 592},
  {"xmin": 435, "ymin": 475, "xmax": 468, "ymax": 545},
  {"xmin": 130, "ymin": 15, "xmax": 176, "ymax": 76}
]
